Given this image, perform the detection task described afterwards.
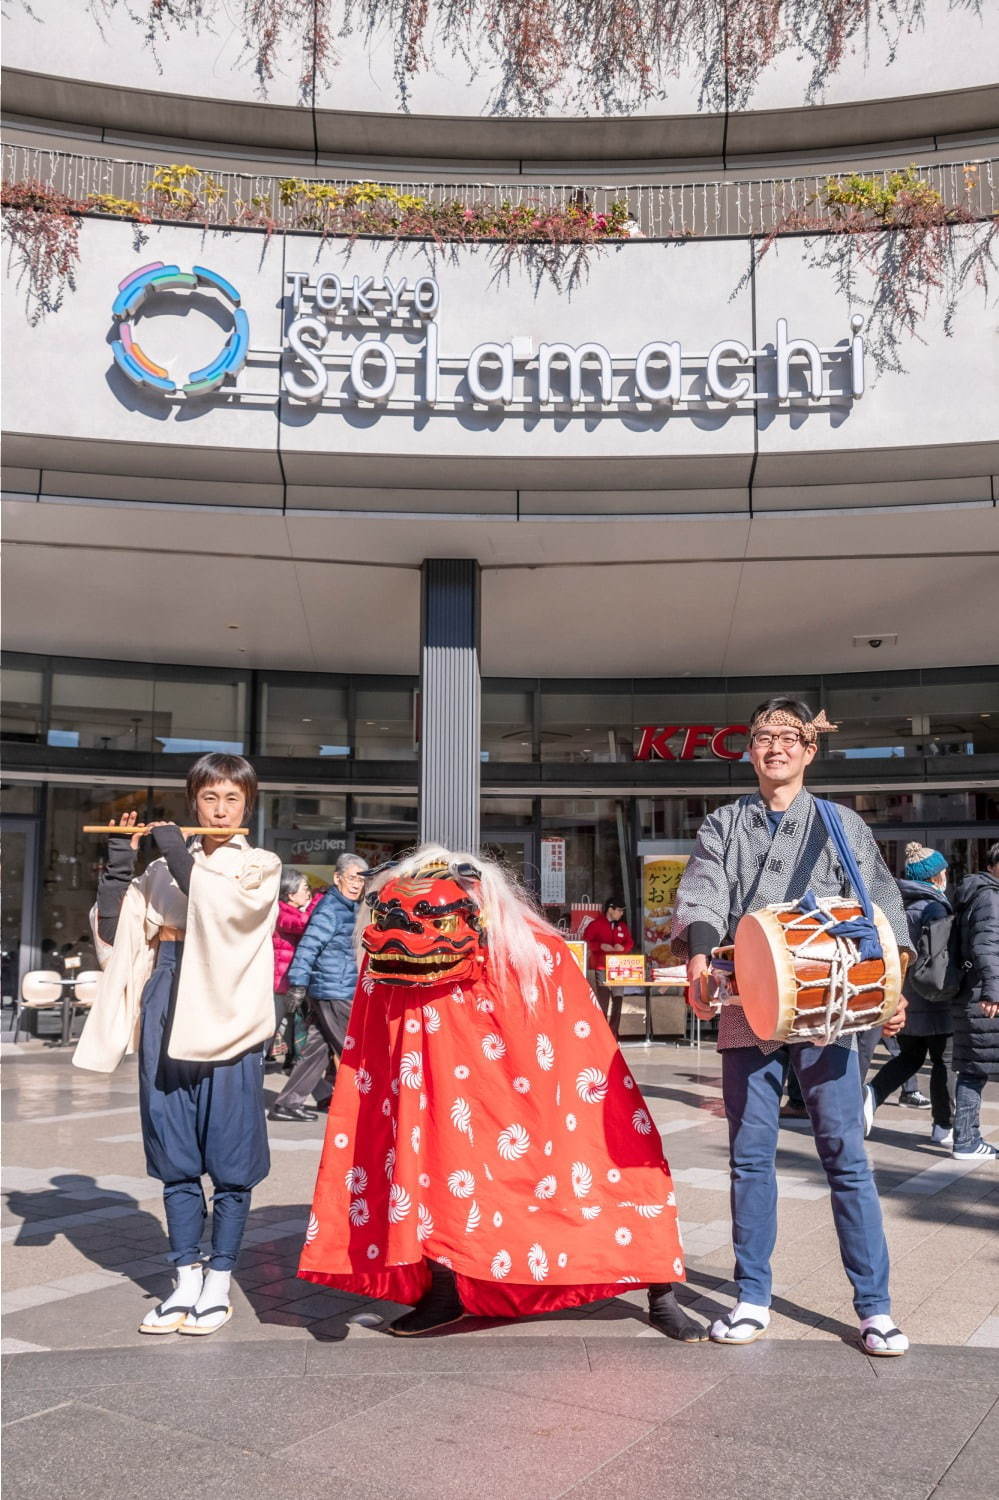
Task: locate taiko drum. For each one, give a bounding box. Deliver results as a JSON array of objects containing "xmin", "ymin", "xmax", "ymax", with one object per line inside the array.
[{"xmin": 728, "ymin": 899, "xmax": 902, "ymax": 1044}]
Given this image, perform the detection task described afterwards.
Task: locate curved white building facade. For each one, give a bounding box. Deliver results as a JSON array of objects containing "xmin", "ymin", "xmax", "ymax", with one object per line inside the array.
[{"xmin": 2, "ymin": 0, "xmax": 997, "ymax": 992}]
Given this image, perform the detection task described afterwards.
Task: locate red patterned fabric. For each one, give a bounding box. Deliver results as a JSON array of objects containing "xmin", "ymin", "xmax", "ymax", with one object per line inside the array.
[{"xmin": 299, "ymin": 929, "xmax": 684, "ymax": 1315}]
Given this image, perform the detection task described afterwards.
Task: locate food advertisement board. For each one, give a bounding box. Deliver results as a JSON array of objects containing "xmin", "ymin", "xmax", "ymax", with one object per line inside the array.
[{"xmin": 642, "ymin": 855, "xmax": 689, "ymax": 967}]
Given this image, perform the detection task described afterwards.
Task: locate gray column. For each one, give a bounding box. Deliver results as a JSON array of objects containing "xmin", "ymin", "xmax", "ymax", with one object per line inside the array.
[{"xmin": 419, "ymin": 559, "xmax": 481, "ymax": 852}]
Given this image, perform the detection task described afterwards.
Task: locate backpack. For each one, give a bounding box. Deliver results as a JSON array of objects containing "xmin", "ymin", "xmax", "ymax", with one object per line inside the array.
[{"xmin": 908, "ymin": 910, "xmax": 964, "ymax": 1003}]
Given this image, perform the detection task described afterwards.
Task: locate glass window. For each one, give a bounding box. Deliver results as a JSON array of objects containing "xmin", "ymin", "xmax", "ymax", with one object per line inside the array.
[
  {"xmin": 50, "ymin": 672, "xmax": 155, "ymax": 752},
  {"xmin": 2, "ymin": 781, "xmax": 40, "ymax": 814},
  {"xmin": 1, "ymin": 667, "xmax": 44, "ymax": 744},
  {"xmin": 151, "ymin": 679, "xmax": 245, "ymax": 754},
  {"xmin": 263, "ymin": 791, "xmax": 348, "ymax": 885},
  {"xmin": 351, "ymin": 795, "xmax": 418, "ymax": 827},
  {"xmin": 260, "ymin": 681, "xmax": 349, "ymax": 758},
  {"xmin": 355, "ymin": 689, "xmax": 417, "ymax": 761},
  {"xmin": 637, "ymin": 795, "xmax": 732, "ymax": 842},
  {"xmin": 481, "ymin": 797, "xmax": 535, "ymax": 828},
  {"xmin": 826, "ymin": 679, "xmax": 999, "ymax": 759},
  {"xmin": 482, "ymin": 691, "xmax": 534, "ymax": 762},
  {"xmin": 540, "ymin": 693, "xmax": 633, "ymax": 763},
  {"xmin": 39, "ymin": 783, "xmax": 188, "ymax": 965},
  {"xmin": 540, "ymin": 797, "xmax": 633, "ymax": 925}
]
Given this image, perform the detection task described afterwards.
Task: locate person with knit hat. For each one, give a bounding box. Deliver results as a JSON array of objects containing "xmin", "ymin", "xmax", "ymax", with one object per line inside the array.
[{"xmin": 863, "ymin": 843, "xmax": 954, "ymax": 1147}]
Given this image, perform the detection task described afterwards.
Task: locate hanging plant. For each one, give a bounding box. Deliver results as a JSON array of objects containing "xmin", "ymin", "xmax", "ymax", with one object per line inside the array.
[
  {"xmin": 1, "ymin": 180, "xmax": 83, "ymax": 324},
  {"xmin": 755, "ymin": 166, "xmax": 998, "ymax": 373},
  {"xmin": 85, "ymin": 2, "xmax": 939, "ymax": 115}
]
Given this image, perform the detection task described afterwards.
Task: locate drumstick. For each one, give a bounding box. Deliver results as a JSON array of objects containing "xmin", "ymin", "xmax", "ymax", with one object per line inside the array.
[{"xmin": 82, "ymin": 825, "xmax": 250, "ymax": 836}]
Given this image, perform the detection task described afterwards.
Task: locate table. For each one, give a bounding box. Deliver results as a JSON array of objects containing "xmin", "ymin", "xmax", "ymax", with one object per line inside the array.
[{"xmin": 604, "ymin": 979, "xmax": 690, "ymax": 1047}]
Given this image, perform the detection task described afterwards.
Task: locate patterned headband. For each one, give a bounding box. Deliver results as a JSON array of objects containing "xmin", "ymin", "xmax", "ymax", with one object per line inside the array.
[{"xmin": 749, "ymin": 708, "xmax": 839, "ymax": 745}]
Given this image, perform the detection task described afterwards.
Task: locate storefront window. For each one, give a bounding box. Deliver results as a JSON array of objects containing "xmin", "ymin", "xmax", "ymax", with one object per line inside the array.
[
  {"xmin": 355, "ymin": 688, "xmax": 417, "ymax": 760},
  {"xmin": 637, "ymin": 796, "xmax": 731, "ymax": 842},
  {"xmin": 540, "ymin": 692, "xmax": 633, "ymax": 763},
  {"xmin": 260, "ymin": 681, "xmax": 349, "ymax": 758},
  {"xmin": 482, "ymin": 690, "xmax": 534, "ymax": 762},
  {"xmin": 50, "ymin": 671, "xmax": 154, "ymax": 751},
  {"xmin": 48, "ymin": 670, "xmax": 246, "ymax": 753},
  {"xmin": 826, "ymin": 679, "xmax": 999, "ymax": 759},
  {"xmin": 1, "ymin": 667, "xmax": 44, "ymax": 744},
  {"xmin": 263, "ymin": 791, "xmax": 348, "ymax": 886},
  {"xmin": 540, "ymin": 797, "xmax": 633, "ymax": 924},
  {"xmin": 481, "ymin": 797, "xmax": 535, "ymax": 828}
]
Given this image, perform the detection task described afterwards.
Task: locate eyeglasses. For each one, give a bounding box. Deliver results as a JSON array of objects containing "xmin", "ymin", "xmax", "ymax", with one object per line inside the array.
[{"xmin": 750, "ymin": 731, "xmax": 806, "ymax": 750}]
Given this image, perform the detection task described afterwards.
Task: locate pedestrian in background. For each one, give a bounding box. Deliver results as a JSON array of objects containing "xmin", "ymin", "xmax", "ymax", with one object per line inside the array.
[
  {"xmin": 585, "ymin": 896, "xmax": 635, "ymax": 1037},
  {"xmin": 864, "ymin": 843, "xmax": 954, "ymax": 1146},
  {"xmin": 269, "ymin": 867, "xmax": 322, "ymax": 1067},
  {"xmin": 268, "ymin": 852, "xmax": 368, "ymax": 1122},
  {"xmin": 950, "ymin": 841, "xmax": 999, "ymax": 1161}
]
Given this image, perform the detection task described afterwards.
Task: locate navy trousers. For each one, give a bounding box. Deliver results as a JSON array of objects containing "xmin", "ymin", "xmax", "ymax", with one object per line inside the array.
[
  {"xmin": 722, "ymin": 1040, "xmax": 892, "ymax": 1317},
  {"xmin": 139, "ymin": 943, "xmax": 269, "ymax": 1270}
]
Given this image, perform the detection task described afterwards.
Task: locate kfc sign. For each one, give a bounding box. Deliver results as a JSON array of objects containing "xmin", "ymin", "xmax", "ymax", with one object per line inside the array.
[{"xmin": 634, "ymin": 724, "xmax": 749, "ymax": 761}]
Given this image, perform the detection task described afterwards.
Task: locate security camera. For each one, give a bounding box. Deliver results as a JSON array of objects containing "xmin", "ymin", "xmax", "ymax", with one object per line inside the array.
[{"xmin": 868, "ymin": 638, "xmax": 883, "ymax": 648}]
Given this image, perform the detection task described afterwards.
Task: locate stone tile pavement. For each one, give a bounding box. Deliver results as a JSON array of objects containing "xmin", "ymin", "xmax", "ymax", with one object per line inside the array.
[{"xmin": 2, "ymin": 1037, "xmax": 996, "ymax": 1498}]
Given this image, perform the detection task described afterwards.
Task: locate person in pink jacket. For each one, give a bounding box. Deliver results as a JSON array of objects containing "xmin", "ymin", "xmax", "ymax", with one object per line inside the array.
[{"xmin": 271, "ymin": 868, "xmax": 322, "ymax": 1063}]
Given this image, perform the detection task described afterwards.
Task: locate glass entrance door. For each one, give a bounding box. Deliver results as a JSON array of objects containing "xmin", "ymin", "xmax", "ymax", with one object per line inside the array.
[
  {"xmin": 1, "ymin": 817, "xmax": 39, "ymax": 1010},
  {"xmin": 479, "ymin": 831, "xmax": 539, "ymax": 896}
]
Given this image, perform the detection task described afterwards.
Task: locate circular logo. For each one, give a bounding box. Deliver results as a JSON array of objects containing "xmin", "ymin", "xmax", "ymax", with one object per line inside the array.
[{"xmin": 110, "ymin": 262, "xmax": 249, "ymax": 396}]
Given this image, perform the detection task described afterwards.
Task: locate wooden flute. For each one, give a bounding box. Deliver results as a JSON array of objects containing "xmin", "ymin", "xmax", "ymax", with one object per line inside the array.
[{"xmin": 82, "ymin": 826, "xmax": 250, "ymax": 836}]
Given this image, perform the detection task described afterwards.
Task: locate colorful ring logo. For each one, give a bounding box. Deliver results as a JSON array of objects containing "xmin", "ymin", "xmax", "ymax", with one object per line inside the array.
[{"xmin": 111, "ymin": 263, "xmax": 249, "ymax": 396}]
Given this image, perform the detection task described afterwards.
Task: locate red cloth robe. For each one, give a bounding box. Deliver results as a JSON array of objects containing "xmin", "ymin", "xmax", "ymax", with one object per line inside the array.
[{"xmin": 298, "ymin": 929, "xmax": 685, "ymax": 1315}]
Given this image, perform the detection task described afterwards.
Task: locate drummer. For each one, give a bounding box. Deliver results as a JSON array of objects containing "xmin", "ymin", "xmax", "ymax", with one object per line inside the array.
[{"xmin": 672, "ymin": 696, "xmax": 913, "ymax": 1356}]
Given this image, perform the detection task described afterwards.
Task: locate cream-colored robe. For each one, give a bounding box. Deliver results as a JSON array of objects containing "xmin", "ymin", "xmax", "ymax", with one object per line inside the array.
[{"xmin": 74, "ymin": 836, "xmax": 280, "ymax": 1073}]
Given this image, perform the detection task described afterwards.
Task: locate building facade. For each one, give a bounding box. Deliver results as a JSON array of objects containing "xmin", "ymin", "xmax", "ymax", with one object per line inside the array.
[{"xmin": 2, "ymin": 1, "xmax": 998, "ymax": 996}]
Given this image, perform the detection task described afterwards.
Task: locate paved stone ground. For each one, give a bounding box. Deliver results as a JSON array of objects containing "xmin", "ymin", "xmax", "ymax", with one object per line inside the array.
[{"xmin": 3, "ymin": 1036, "xmax": 997, "ymax": 1499}]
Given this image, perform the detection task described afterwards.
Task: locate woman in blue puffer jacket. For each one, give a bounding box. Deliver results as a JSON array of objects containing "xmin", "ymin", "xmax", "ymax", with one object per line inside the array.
[{"xmin": 267, "ymin": 852, "xmax": 369, "ymax": 1122}]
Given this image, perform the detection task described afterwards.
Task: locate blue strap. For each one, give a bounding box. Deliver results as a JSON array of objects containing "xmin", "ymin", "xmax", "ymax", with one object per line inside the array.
[{"xmin": 800, "ymin": 800, "xmax": 882, "ymax": 961}]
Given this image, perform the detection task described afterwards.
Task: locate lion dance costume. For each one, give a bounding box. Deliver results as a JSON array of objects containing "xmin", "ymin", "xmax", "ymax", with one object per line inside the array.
[{"xmin": 299, "ymin": 846, "xmax": 685, "ymax": 1327}]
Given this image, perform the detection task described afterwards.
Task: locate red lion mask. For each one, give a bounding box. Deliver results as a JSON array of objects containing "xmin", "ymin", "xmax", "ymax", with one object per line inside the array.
[{"xmin": 362, "ymin": 862, "xmax": 486, "ymax": 987}]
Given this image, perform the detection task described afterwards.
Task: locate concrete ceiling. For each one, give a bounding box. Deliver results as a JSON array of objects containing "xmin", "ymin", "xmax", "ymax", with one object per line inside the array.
[{"xmin": 2, "ymin": 497, "xmax": 997, "ymax": 678}]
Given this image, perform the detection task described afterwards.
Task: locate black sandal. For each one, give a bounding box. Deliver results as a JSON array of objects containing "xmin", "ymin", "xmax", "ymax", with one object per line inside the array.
[
  {"xmin": 861, "ymin": 1324, "xmax": 908, "ymax": 1357},
  {"xmin": 178, "ymin": 1304, "xmax": 233, "ymax": 1336},
  {"xmin": 710, "ymin": 1313, "xmax": 768, "ymax": 1345}
]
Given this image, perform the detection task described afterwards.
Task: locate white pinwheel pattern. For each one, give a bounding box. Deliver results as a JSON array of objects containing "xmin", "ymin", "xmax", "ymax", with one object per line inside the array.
[
  {"xmin": 614, "ymin": 1227, "xmax": 633, "ymax": 1246},
  {"xmin": 447, "ymin": 1168, "xmax": 476, "ymax": 1198},
  {"xmin": 465, "ymin": 1200, "xmax": 481, "ymax": 1233},
  {"xmin": 333, "ymin": 1132, "xmax": 349, "ymax": 1148},
  {"xmin": 417, "ymin": 1205, "xmax": 434, "ymax": 1240},
  {"xmin": 526, "ymin": 982, "xmax": 540, "ymax": 1006},
  {"xmin": 388, "ymin": 1184, "xmax": 412, "ymax": 1222},
  {"xmin": 404, "ymin": 1017, "xmax": 420, "ymax": 1034},
  {"xmin": 627, "ymin": 1203, "xmax": 665, "ymax": 1218},
  {"xmin": 631, "ymin": 1108, "xmax": 653, "ymax": 1135},
  {"xmin": 512, "ymin": 1076, "xmax": 531, "ymax": 1093},
  {"xmin": 345, "ymin": 1166, "xmax": 368, "ymax": 1194},
  {"xmin": 348, "ymin": 1196, "xmax": 370, "ymax": 1226},
  {"xmin": 497, "ymin": 1123, "xmax": 530, "ymax": 1161},
  {"xmin": 342, "ymin": 1034, "xmax": 356, "ymax": 1050},
  {"xmin": 399, "ymin": 1051, "xmax": 423, "ymax": 1089},
  {"xmin": 536, "ymin": 1034, "xmax": 555, "ymax": 1071},
  {"xmin": 422, "ymin": 1005, "xmax": 441, "ymax": 1033},
  {"xmin": 481, "ymin": 1033, "xmax": 506, "ymax": 1061},
  {"xmin": 305, "ymin": 1211, "xmax": 320, "ymax": 1243},
  {"xmin": 491, "ymin": 1249, "xmax": 512, "ymax": 1279},
  {"xmin": 574, "ymin": 1020, "xmax": 591, "ymax": 1039},
  {"xmin": 556, "ymin": 987, "xmax": 565, "ymax": 1012},
  {"xmin": 410, "ymin": 1126, "xmax": 421, "ymax": 1152},
  {"xmin": 450, "ymin": 987, "xmax": 465, "ymax": 1005},
  {"xmin": 475, "ymin": 997, "xmax": 495, "ymax": 1013},
  {"xmin": 576, "ymin": 1068, "xmax": 608, "ymax": 1104},
  {"xmin": 527, "ymin": 1243, "xmax": 550, "ymax": 1281},
  {"xmin": 536, "ymin": 943, "xmax": 554, "ymax": 976},
  {"xmin": 534, "ymin": 1174, "xmax": 557, "ymax": 1199},
  {"xmin": 450, "ymin": 1097, "xmax": 474, "ymax": 1142},
  {"xmin": 354, "ymin": 1067, "xmax": 373, "ymax": 1094},
  {"xmin": 580, "ymin": 1204, "xmax": 602, "ymax": 1220},
  {"xmin": 571, "ymin": 1161, "xmax": 593, "ymax": 1198},
  {"xmin": 673, "ymin": 1257, "xmax": 684, "ymax": 1277},
  {"xmin": 384, "ymin": 1147, "xmax": 396, "ymax": 1178},
  {"xmin": 361, "ymin": 976, "xmax": 376, "ymax": 995}
]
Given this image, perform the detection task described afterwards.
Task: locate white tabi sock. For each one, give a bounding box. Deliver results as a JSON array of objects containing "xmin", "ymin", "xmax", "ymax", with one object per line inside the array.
[
  {"xmin": 194, "ymin": 1267, "xmax": 232, "ymax": 1324},
  {"xmin": 710, "ymin": 1300, "xmax": 771, "ymax": 1341},
  {"xmin": 860, "ymin": 1313, "xmax": 909, "ymax": 1355},
  {"xmin": 141, "ymin": 1262, "xmax": 202, "ymax": 1328}
]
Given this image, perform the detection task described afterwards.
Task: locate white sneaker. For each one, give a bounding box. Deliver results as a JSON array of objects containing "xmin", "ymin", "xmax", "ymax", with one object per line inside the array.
[
  {"xmin": 931, "ymin": 1124, "xmax": 954, "ymax": 1147},
  {"xmin": 863, "ymin": 1084, "xmax": 875, "ymax": 1138},
  {"xmin": 952, "ymin": 1141, "xmax": 997, "ymax": 1161}
]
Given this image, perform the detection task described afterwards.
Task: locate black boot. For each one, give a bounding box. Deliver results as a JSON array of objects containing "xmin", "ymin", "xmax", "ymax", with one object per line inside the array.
[
  {"xmin": 387, "ymin": 1263, "xmax": 466, "ymax": 1337},
  {"xmin": 648, "ymin": 1283, "xmax": 708, "ymax": 1342}
]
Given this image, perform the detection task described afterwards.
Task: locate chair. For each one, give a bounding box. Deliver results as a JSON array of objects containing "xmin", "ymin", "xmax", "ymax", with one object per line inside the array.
[
  {"xmin": 16, "ymin": 970, "xmax": 63, "ymax": 1040},
  {"xmin": 71, "ymin": 970, "xmax": 101, "ymax": 1006}
]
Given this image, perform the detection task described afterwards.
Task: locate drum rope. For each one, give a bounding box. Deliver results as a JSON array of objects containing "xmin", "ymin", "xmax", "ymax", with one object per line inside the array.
[{"xmin": 771, "ymin": 900, "xmax": 886, "ymax": 1047}]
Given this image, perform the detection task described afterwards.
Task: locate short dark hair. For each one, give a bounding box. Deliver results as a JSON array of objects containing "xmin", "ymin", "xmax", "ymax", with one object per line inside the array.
[
  {"xmin": 603, "ymin": 896, "xmax": 625, "ymax": 914},
  {"xmin": 186, "ymin": 752, "xmax": 257, "ymax": 818},
  {"xmin": 280, "ymin": 865, "xmax": 307, "ymax": 902},
  {"xmin": 750, "ymin": 695, "xmax": 815, "ymax": 726},
  {"xmin": 987, "ymin": 841, "xmax": 999, "ymax": 870}
]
